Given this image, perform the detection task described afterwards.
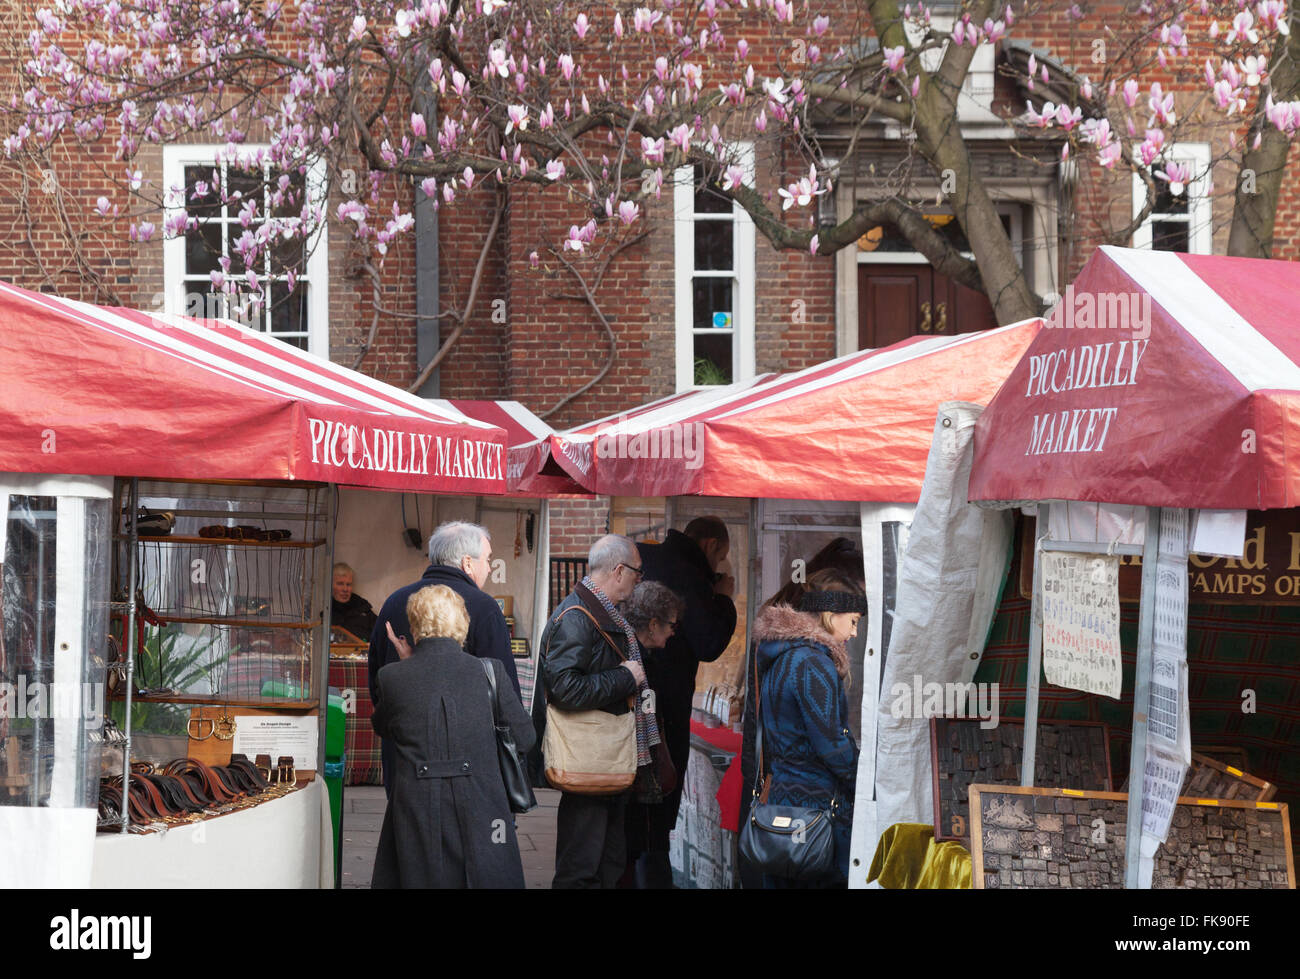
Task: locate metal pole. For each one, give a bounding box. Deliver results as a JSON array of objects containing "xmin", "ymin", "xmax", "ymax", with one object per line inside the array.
[
  {"xmin": 1020, "ymin": 503, "xmax": 1049, "ymax": 787},
  {"xmin": 1124, "ymin": 506, "xmax": 1162, "ymax": 888},
  {"xmin": 119, "ymin": 478, "xmax": 139, "ymax": 833}
]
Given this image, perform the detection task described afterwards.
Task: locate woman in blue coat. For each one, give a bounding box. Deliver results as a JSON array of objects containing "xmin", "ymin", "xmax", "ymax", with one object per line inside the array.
[{"xmin": 750, "ymin": 568, "xmax": 865, "ymax": 887}]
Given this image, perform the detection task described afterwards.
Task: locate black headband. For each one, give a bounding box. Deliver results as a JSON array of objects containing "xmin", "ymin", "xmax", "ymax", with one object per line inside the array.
[{"xmin": 799, "ymin": 590, "xmax": 868, "ymax": 614}]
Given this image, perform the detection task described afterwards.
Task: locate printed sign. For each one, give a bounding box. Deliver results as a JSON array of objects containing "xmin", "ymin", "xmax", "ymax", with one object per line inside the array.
[
  {"xmin": 1020, "ymin": 510, "xmax": 1300, "ymax": 604},
  {"xmin": 1040, "ymin": 551, "xmax": 1122, "ymax": 698}
]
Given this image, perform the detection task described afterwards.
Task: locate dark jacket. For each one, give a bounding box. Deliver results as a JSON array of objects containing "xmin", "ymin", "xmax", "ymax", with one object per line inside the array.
[
  {"xmin": 540, "ymin": 583, "xmax": 638, "ymax": 715},
  {"xmin": 370, "ymin": 637, "xmax": 536, "ymax": 888},
  {"xmin": 369, "ymin": 564, "xmax": 519, "ymax": 796},
  {"xmin": 750, "ymin": 604, "xmax": 858, "ymax": 885},
  {"xmin": 627, "ymin": 531, "xmax": 736, "ymax": 854},
  {"xmin": 368, "ymin": 564, "xmax": 519, "ymax": 701},
  {"xmin": 331, "ymin": 593, "xmax": 376, "ymax": 641}
]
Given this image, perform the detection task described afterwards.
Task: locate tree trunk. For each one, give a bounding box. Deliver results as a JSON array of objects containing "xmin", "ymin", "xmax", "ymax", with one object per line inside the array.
[{"xmin": 1227, "ymin": 11, "xmax": 1300, "ymax": 258}]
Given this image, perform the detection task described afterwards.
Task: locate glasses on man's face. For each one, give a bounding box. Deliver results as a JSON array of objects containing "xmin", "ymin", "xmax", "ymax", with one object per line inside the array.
[{"xmin": 618, "ymin": 562, "xmax": 644, "ymax": 579}]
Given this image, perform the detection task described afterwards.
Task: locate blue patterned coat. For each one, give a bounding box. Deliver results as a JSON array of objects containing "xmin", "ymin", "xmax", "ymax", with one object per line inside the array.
[{"xmin": 751, "ymin": 604, "xmax": 859, "ymax": 885}]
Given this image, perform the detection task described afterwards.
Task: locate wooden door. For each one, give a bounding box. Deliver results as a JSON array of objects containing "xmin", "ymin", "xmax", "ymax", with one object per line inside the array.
[{"xmin": 858, "ymin": 264, "xmax": 998, "ymax": 349}]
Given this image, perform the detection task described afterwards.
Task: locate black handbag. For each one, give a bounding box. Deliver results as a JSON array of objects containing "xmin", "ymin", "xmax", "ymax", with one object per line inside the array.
[
  {"xmin": 737, "ymin": 653, "xmax": 837, "ymax": 882},
  {"xmin": 482, "ymin": 659, "xmax": 538, "ymax": 814}
]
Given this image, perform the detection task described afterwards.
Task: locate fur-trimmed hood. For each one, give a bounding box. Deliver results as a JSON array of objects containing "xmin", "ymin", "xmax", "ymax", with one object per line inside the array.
[{"xmin": 752, "ymin": 603, "xmax": 847, "ymax": 672}]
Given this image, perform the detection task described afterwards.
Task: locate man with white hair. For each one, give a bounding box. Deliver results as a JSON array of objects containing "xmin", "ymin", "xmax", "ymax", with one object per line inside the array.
[
  {"xmin": 369, "ymin": 520, "xmax": 518, "ymax": 795},
  {"xmin": 540, "ymin": 534, "xmax": 663, "ymax": 888}
]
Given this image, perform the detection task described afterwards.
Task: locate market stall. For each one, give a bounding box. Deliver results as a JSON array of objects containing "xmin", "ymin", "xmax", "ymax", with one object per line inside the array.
[
  {"xmin": 0, "ymin": 280, "xmax": 508, "ymax": 888},
  {"xmin": 526, "ymin": 319, "xmax": 1044, "ymax": 887},
  {"xmin": 327, "ymin": 398, "xmax": 580, "ymax": 784},
  {"xmin": 966, "ymin": 246, "xmax": 1300, "ymax": 888}
]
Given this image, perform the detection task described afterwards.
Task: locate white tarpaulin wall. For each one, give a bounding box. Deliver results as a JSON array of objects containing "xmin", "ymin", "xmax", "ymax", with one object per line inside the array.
[{"xmin": 852, "ymin": 404, "xmax": 1014, "ymax": 887}]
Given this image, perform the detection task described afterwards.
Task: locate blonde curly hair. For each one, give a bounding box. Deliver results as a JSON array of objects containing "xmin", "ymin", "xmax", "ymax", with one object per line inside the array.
[{"xmin": 406, "ymin": 585, "xmax": 470, "ymax": 645}]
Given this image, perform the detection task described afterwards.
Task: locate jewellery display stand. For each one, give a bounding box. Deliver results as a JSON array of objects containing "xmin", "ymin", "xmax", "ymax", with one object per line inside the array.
[{"xmin": 105, "ymin": 478, "xmax": 329, "ymax": 833}]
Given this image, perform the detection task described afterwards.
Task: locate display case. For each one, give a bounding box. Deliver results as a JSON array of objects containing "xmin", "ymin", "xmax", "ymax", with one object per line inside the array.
[{"xmin": 103, "ymin": 478, "xmax": 331, "ymax": 832}]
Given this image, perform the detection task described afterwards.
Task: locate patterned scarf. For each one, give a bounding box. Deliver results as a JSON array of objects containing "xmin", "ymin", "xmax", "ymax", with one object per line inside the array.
[{"xmin": 580, "ymin": 575, "xmax": 661, "ymax": 767}]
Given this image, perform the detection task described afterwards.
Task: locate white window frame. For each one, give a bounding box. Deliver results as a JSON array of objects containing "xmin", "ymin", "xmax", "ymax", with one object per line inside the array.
[
  {"xmin": 1132, "ymin": 142, "xmax": 1212, "ymax": 254},
  {"xmin": 162, "ymin": 145, "xmax": 329, "ymax": 357},
  {"xmin": 673, "ymin": 146, "xmax": 756, "ymax": 392}
]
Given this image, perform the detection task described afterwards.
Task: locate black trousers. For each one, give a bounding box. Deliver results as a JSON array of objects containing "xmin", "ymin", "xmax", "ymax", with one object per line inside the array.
[{"xmin": 553, "ymin": 791, "xmax": 628, "ymax": 889}]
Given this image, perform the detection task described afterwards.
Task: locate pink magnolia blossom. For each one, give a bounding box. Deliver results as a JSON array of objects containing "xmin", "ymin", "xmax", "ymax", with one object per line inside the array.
[
  {"xmin": 545, "ymin": 159, "xmax": 565, "ymax": 180},
  {"xmin": 721, "ymin": 164, "xmax": 746, "ymax": 190},
  {"xmin": 1154, "ymin": 161, "xmax": 1191, "ymax": 196},
  {"xmin": 421, "ymin": 177, "xmax": 437, "ymax": 198},
  {"xmin": 1226, "ymin": 11, "xmax": 1259, "ymax": 44},
  {"xmin": 573, "ymin": 13, "xmax": 589, "ymax": 39},
  {"xmin": 777, "ymin": 164, "xmax": 821, "ymax": 210},
  {"xmin": 618, "ymin": 200, "xmax": 640, "ymax": 224},
  {"xmin": 809, "ymin": 234, "xmax": 819, "ymax": 255},
  {"xmin": 559, "ymin": 54, "xmax": 575, "ymax": 80},
  {"xmin": 883, "ymin": 46, "xmax": 905, "ymax": 74},
  {"xmin": 1241, "ymin": 56, "xmax": 1267, "ymax": 87},
  {"xmin": 410, "ymin": 113, "xmax": 427, "ymax": 139},
  {"xmin": 1122, "ymin": 79, "xmax": 1139, "ymax": 108},
  {"xmin": 505, "ymin": 104, "xmax": 528, "ymax": 134}
]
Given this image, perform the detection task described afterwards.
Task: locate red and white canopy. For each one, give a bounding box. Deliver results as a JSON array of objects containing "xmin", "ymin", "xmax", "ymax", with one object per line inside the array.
[
  {"xmin": 521, "ymin": 320, "xmax": 1042, "ymax": 501},
  {"xmin": 969, "ymin": 247, "xmax": 1300, "ymax": 510},
  {"xmin": 445, "ymin": 399, "xmax": 587, "ymax": 496},
  {"xmin": 0, "ymin": 281, "xmax": 507, "ymax": 494}
]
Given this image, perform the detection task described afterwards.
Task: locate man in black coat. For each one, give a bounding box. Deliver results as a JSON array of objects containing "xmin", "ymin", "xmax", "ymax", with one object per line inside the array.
[
  {"xmin": 626, "ymin": 516, "xmax": 737, "ymax": 888},
  {"xmin": 540, "ymin": 534, "xmax": 647, "ymax": 889},
  {"xmin": 368, "ymin": 521, "xmax": 519, "ymax": 796}
]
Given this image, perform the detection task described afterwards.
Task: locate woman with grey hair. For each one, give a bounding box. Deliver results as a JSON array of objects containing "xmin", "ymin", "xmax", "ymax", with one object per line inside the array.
[{"xmin": 621, "ymin": 581, "xmax": 685, "ymax": 652}]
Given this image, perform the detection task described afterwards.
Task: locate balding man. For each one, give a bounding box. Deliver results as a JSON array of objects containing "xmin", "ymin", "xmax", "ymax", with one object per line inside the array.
[
  {"xmin": 540, "ymin": 534, "xmax": 662, "ymax": 889},
  {"xmin": 330, "ymin": 563, "xmax": 377, "ymax": 640}
]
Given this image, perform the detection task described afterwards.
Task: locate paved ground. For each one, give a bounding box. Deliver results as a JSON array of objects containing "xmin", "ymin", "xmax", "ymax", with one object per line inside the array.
[{"xmin": 339, "ymin": 784, "xmax": 560, "ymax": 888}]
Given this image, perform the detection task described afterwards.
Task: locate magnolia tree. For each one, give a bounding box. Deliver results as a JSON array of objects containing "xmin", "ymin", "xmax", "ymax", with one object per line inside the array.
[{"xmin": 5, "ymin": 0, "xmax": 1299, "ymax": 341}]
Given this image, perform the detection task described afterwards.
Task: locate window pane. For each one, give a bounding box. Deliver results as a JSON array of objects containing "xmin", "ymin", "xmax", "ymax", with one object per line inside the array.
[
  {"xmin": 693, "ymin": 332, "xmax": 733, "ymax": 385},
  {"xmin": 1151, "ymin": 220, "xmax": 1189, "ymax": 252},
  {"xmin": 271, "ymin": 234, "xmax": 305, "ymax": 274},
  {"xmin": 694, "ymin": 220, "xmax": 733, "ymax": 271},
  {"xmin": 270, "ymin": 170, "xmax": 308, "ymax": 220},
  {"xmin": 269, "ymin": 282, "xmax": 308, "ymax": 337},
  {"xmin": 692, "ymin": 277, "xmax": 734, "ymax": 332},
  {"xmin": 223, "ymin": 165, "xmax": 263, "ymax": 219},
  {"xmin": 185, "ymin": 222, "xmax": 224, "ymax": 276},
  {"xmin": 184, "ymin": 165, "xmax": 221, "ymax": 219},
  {"xmin": 1153, "ymin": 182, "xmax": 1189, "ymax": 215},
  {"xmin": 693, "ymin": 163, "xmax": 732, "ymax": 214}
]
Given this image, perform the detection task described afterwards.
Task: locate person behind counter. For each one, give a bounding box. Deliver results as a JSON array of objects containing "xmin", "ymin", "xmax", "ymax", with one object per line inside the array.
[{"xmin": 331, "ymin": 562, "xmax": 378, "ymax": 640}]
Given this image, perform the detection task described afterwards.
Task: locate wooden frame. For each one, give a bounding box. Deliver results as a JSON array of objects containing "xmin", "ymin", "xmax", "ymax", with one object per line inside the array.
[
  {"xmin": 929, "ymin": 717, "xmax": 1113, "ymax": 846},
  {"xmin": 969, "ymin": 785, "xmax": 1294, "ymax": 889}
]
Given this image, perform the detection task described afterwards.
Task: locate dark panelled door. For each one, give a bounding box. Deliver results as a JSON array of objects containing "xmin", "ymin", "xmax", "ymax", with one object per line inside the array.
[{"xmin": 858, "ymin": 264, "xmax": 997, "ymax": 349}]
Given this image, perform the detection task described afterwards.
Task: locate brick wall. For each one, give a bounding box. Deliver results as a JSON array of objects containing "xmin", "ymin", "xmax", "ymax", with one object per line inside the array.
[{"xmin": 548, "ymin": 497, "xmax": 610, "ymax": 557}]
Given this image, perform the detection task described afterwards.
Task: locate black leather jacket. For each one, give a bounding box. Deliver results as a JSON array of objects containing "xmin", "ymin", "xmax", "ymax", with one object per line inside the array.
[{"xmin": 540, "ymin": 584, "xmax": 637, "ymax": 715}]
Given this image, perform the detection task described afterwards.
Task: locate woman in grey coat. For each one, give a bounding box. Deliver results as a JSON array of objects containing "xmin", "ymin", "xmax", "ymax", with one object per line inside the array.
[{"xmin": 371, "ymin": 584, "xmax": 536, "ymax": 888}]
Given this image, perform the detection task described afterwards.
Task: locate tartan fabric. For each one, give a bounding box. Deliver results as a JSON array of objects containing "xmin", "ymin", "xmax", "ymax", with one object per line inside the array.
[
  {"xmin": 224, "ymin": 651, "xmax": 311, "ymax": 699},
  {"xmin": 328, "ymin": 658, "xmax": 384, "ymax": 786},
  {"xmin": 975, "ymin": 518, "xmax": 1300, "ymax": 847}
]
